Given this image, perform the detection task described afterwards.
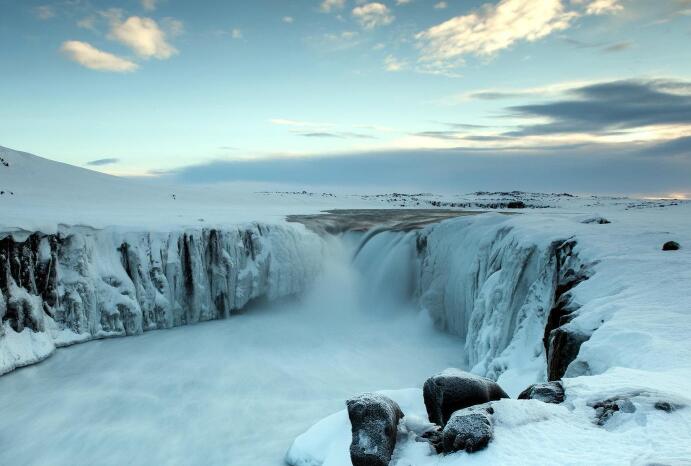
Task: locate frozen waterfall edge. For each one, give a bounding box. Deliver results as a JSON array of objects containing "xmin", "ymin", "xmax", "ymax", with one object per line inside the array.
[{"xmin": 0, "ymin": 224, "xmax": 324, "ymax": 375}]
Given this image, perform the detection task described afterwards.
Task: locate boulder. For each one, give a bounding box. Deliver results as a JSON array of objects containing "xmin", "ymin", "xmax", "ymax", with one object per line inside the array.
[
  {"xmin": 518, "ymin": 381, "xmax": 565, "ymax": 404},
  {"xmin": 442, "ymin": 404, "xmax": 494, "ymax": 453},
  {"xmin": 347, "ymin": 393, "xmax": 404, "ymax": 466},
  {"xmin": 423, "ymin": 369, "xmax": 508, "ymax": 427},
  {"xmin": 662, "ymin": 241, "xmax": 680, "ymax": 251}
]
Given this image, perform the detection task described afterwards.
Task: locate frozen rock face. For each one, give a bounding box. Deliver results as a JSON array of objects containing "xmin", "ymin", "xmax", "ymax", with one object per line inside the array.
[
  {"xmin": 518, "ymin": 381, "xmax": 565, "ymax": 404},
  {"xmin": 0, "ymin": 224, "xmax": 322, "ymax": 375},
  {"xmin": 423, "ymin": 368, "xmax": 508, "ymax": 427},
  {"xmin": 441, "ymin": 404, "xmax": 494, "ymax": 453},
  {"xmin": 417, "ymin": 215, "xmax": 590, "ymax": 387},
  {"xmin": 346, "ymin": 393, "xmax": 403, "ymax": 466}
]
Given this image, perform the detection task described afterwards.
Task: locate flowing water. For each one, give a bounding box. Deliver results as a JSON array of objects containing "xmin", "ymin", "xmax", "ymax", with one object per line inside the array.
[{"xmin": 0, "ymin": 232, "xmax": 464, "ymax": 465}]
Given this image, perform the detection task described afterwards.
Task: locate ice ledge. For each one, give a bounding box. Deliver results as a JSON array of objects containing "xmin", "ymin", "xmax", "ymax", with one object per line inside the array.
[{"xmin": 0, "ymin": 223, "xmax": 323, "ymax": 375}]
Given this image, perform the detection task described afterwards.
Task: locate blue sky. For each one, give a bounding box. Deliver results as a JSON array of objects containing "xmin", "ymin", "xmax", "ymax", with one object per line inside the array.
[{"xmin": 1, "ymin": 0, "xmax": 690, "ymax": 194}]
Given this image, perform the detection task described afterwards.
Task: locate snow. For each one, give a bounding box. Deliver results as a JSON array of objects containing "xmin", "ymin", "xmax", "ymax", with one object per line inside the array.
[
  {"xmin": 3, "ymin": 145, "xmax": 691, "ymax": 465},
  {"xmin": 0, "ymin": 146, "xmax": 374, "ymax": 232}
]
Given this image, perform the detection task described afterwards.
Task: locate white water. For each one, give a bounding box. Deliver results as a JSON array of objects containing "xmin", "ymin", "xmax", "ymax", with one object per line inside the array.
[{"xmin": 0, "ymin": 233, "xmax": 464, "ymax": 466}]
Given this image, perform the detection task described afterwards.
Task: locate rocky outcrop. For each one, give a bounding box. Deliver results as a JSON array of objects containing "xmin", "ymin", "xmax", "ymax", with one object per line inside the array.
[
  {"xmin": 442, "ymin": 404, "xmax": 494, "ymax": 453},
  {"xmin": 423, "ymin": 369, "xmax": 508, "ymax": 427},
  {"xmin": 518, "ymin": 381, "xmax": 565, "ymax": 404},
  {"xmin": 544, "ymin": 240, "xmax": 591, "ymax": 381},
  {"xmin": 0, "ymin": 224, "xmax": 322, "ymax": 375},
  {"xmin": 347, "ymin": 393, "xmax": 403, "ymax": 466},
  {"xmin": 662, "ymin": 241, "xmax": 680, "ymax": 251}
]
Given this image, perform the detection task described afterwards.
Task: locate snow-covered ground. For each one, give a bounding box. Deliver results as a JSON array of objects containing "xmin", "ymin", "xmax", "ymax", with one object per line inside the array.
[{"xmin": 2, "ymin": 145, "xmax": 691, "ymax": 465}]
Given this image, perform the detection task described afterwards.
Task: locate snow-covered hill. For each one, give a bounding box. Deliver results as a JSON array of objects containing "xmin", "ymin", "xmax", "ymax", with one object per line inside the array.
[{"xmin": 0, "ymin": 146, "xmax": 372, "ymax": 232}]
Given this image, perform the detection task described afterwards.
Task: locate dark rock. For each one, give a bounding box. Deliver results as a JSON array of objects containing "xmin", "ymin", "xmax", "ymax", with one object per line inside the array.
[
  {"xmin": 547, "ymin": 326, "xmax": 589, "ymax": 381},
  {"xmin": 418, "ymin": 429, "xmax": 443, "ymax": 454},
  {"xmin": 662, "ymin": 241, "xmax": 680, "ymax": 251},
  {"xmin": 442, "ymin": 404, "xmax": 494, "ymax": 453},
  {"xmin": 347, "ymin": 393, "xmax": 403, "ymax": 466},
  {"xmin": 582, "ymin": 217, "xmax": 611, "ymax": 224},
  {"xmin": 590, "ymin": 397, "xmax": 636, "ymax": 426},
  {"xmin": 518, "ymin": 381, "xmax": 565, "ymax": 404},
  {"xmin": 423, "ymin": 369, "xmax": 508, "ymax": 427},
  {"xmin": 507, "ymin": 201, "xmax": 526, "ymax": 209},
  {"xmin": 544, "ymin": 240, "xmax": 592, "ymax": 381},
  {"xmin": 654, "ymin": 401, "xmax": 683, "ymax": 412}
]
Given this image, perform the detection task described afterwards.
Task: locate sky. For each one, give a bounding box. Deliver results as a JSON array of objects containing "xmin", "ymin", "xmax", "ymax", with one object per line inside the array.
[{"xmin": 1, "ymin": 0, "xmax": 690, "ymax": 194}]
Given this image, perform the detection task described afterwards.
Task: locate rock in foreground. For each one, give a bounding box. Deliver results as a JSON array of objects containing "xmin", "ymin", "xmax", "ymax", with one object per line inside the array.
[
  {"xmin": 442, "ymin": 404, "xmax": 494, "ymax": 453},
  {"xmin": 423, "ymin": 369, "xmax": 508, "ymax": 426},
  {"xmin": 518, "ymin": 381, "xmax": 565, "ymax": 404},
  {"xmin": 347, "ymin": 393, "xmax": 403, "ymax": 466}
]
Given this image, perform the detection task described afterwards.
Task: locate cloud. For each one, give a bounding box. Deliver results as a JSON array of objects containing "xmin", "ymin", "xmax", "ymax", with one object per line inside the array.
[
  {"xmin": 579, "ymin": 0, "xmax": 623, "ymax": 15},
  {"xmin": 602, "ymin": 41, "xmax": 632, "ymax": 52},
  {"xmin": 141, "ymin": 0, "xmax": 157, "ymax": 11},
  {"xmin": 283, "ymin": 16, "xmax": 294, "ymax": 23},
  {"xmin": 231, "ymin": 28, "xmax": 243, "ymax": 39},
  {"xmin": 434, "ymin": 2, "xmax": 447, "ymax": 9},
  {"xmin": 384, "ymin": 55, "xmax": 408, "ymax": 72},
  {"xmin": 162, "ymin": 17, "xmax": 184, "ymax": 37},
  {"xmin": 352, "ymin": 3, "xmax": 394, "ymax": 29},
  {"xmin": 109, "ymin": 15, "xmax": 177, "ymax": 59},
  {"xmin": 33, "ymin": 5, "xmax": 55, "ymax": 20},
  {"xmin": 77, "ymin": 16, "xmax": 98, "ymax": 32},
  {"xmin": 396, "ymin": 0, "xmax": 413, "ymax": 5},
  {"xmin": 86, "ymin": 158, "xmax": 120, "ymax": 166},
  {"xmin": 416, "ymin": 0, "xmax": 577, "ymax": 68},
  {"xmin": 270, "ymin": 118, "xmax": 336, "ymax": 129},
  {"xmin": 506, "ymin": 79, "xmax": 691, "ymax": 136},
  {"xmin": 156, "ymin": 138, "xmax": 691, "ymax": 194},
  {"xmin": 60, "ymin": 40, "xmax": 138, "ymax": 72},
  {"xmin": 300, "ymin": 132, "xmax": 376, "ymax": 139},
  {"xmin": 320, "ymin": 0, "xmax": 346, "ymax": 13},
  {"xmin": 315, "ymin": 30, "xmax": 361, "ymax": 50}
]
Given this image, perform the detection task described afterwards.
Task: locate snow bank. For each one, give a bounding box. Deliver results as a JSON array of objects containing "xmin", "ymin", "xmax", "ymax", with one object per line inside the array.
[{"xmin": 0, "ymin": 224, "xmax": 323, "ymax": 375}]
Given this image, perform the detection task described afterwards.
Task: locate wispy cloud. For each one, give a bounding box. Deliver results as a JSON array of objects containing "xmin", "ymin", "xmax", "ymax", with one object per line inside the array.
[
  {"xmin": 60, "ymin": 40, "xmax": 138, "ymax": 72},
  {"xmin": 320, "ymin": 0, "xmax": 346, "ymax": 13},
  {"xmin": 141, "ymin": 0, "xmax": 157, "ymax": 12},
  {"xmin": 270, "ymin": 118, "xmax": 336, "ymax": 129},
  {"xmin": 86, "ymin": 158, "xmax": 120, "ymax": 166},
  {"xmin": 33, "ymin": 5, "xmax": 55, "ymax": 20},
  {"xmin": 352, "ymin": 3, "xmax": 394, "ymax": 29},
  {"xmin": 300, "ymin": 131, "xmax": 376, "ymax": 139},
  {"xmin": 384, "ymin": 55, "xmax": 408, "ymax": 72},
  {"xmin": 578, "ymin": 0, "xmax": 623, "ymax": 15}
]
